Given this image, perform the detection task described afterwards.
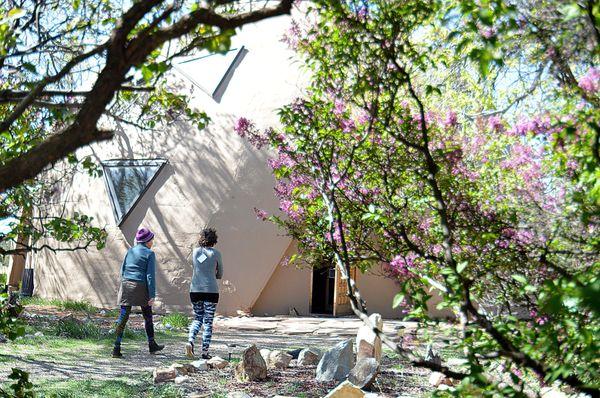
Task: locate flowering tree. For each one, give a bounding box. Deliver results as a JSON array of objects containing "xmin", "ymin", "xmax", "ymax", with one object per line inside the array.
[{"xmin": 238, "ymin": 0, "xmax": 599, "ymax": 395}]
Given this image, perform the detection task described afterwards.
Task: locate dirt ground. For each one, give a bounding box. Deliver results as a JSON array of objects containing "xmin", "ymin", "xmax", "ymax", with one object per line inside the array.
[{"xmin": 0, "ymin": 305, "xmax": 445, "ymax": 397}]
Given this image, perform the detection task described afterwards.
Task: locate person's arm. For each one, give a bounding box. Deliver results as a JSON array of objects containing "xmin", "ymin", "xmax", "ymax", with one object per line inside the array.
[
  {"xmin": 216, "ymin": 251, "xmax": 223, "ymax": 279},
  {"xmin": 120, "ymin": 252, "xmax": 128, "ymax": 278},
  {"xmin": 147, "ymin": 252, "xmax": 156, "ymax": 299}
]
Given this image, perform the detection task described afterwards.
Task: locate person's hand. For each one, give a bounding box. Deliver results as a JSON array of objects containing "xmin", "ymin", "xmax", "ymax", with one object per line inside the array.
[{"xmin": 148, "ymin": 298, "xmax": 155, "ymax": 306}]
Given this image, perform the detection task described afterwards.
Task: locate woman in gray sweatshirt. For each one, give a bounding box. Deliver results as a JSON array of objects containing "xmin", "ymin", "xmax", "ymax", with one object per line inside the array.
[{"xmin": 186, "ymin": 228, "xmax": 223, "ymax": 359}]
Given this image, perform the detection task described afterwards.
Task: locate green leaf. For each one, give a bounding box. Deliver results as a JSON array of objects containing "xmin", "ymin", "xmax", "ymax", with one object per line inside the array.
[
  {"xmin": 456, "ymin": 261, "xmax": 467, "ymax": 274},
  {"xmin": 511, "ymin": 274, "xmax": 527, "ymax": 284},
  {"xmin": 392, "ymin": 293, "xmax": 405, "ymax": 308},
  {"xmin": 7, "ymin": 8, "xmax": 26, "ymax": 20}
]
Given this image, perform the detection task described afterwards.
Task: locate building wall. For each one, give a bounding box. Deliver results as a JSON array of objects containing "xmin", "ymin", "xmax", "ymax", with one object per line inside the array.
[{"xmin": 33, "ymin": 14, "xmax": 306, "ymax": 315}]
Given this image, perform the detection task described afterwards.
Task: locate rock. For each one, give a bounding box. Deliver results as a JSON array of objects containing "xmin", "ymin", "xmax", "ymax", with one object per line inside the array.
[
  {"xmin": 259, "ymin": 348, "xmax": 271, "ymax": 362},
  {"xmin": 191, "ymin": 359, "xmax": 209, "ymax": 371},
  {"xmin": 287, "ymin": 348, "xmax": 302, "ymax": 359},
  {"xmin": 235, "ymin": 345, "xmax": 267, "ymax": 382},
  {"xmin": 208, "ymin": 356, "xmax": 229, "ymax": 369},
  {"xmin": 99, "ymin": 310, "xmax": 106, "ymax": 315},
  {"xmin": 298, "ymin": 348, "xmax": 321, "ymax": 366},
  {"xmin": 289, "ymin": 359, "xmax": 298, "ymax": 367},
  {"xmin": 424, "ymin": 343, "xmax": 442, "ymax": 367},
  {"xmin": 0, "ymin": 334, "xmax": 6, "ymax": 343},
  {"xmin": 356, "ymin": 313, "xmax": 383, "ymax": 363},
  {"xmin": 267, "ymin": 350, "xmax": 292, "ymax": 369},
  {"xmin": 34, "ymin": 331, "xmax": 44, "ymax": 337},
  {"xmin": 316, "ymin": 339, "xmax": 355, "ymax": 382},
  {"xmin": 540, "ymin": 387, "xmax": 568, "ymax": 398},
  {"xmin": 170, "ymin": 363, "xmax": 196, "ymax": 376},
  {"xmin": 428, "ymin": 372, "xmax": 452, "ymax": 387},
  {"xmin": 348, "ymin": 358, "xmax": 379, "ymax": 389},
  {"xmin": 174, "ymin": 375, "xmax": 189, "ymax": 384},
  {"xmin": 227, "ymin": 392, "xmax": 252, "ymax": 398},
  {"xmin": 324, "ymin": 380, "xmax": 365, "ymax": 398},
  {"xmin": 153, "ymin": 367, "xmax": 177, "ymax": 383}
]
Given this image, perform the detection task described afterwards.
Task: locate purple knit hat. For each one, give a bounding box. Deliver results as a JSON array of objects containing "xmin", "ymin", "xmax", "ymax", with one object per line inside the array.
[{"xmin": 135, "ymin": 228, "xmax": 154, "ymax": 243}]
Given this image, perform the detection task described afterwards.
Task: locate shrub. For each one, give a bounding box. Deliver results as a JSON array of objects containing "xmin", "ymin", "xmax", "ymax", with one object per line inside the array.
[{"xmin": 161, "ymin": 313, "xmax": 189, "ymax": 329}]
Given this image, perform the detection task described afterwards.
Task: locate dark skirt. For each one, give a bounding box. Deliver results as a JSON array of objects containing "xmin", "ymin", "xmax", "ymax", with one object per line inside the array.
[{"xmin": 117, "ymin": 279, "xmax": 149, "ymax": 306}]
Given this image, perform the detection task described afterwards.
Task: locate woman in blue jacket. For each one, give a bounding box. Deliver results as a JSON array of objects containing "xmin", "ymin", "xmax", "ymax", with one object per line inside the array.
[{"xmin": 112, "ymin": 228, "xmax": 164, "ymax": 358}]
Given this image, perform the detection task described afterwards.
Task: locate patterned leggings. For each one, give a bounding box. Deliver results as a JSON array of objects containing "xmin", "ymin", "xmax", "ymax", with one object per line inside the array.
[
  {"xmin": 188, "ymin": 300, "xmax": 217, "ymax": 354},
  {"xmin": 114, "ymin": 305, "xmax": 155, "ymax": 346}
]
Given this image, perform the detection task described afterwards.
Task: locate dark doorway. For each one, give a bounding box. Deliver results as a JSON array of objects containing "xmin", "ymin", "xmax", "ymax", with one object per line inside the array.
[{"xmin": 311, "ymin": 266, "xmax": 335, "ymax": 314}]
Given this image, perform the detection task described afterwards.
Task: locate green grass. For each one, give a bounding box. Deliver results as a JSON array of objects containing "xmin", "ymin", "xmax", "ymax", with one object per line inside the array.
[
  {"xmin": 20, "ymin": 297, "xmax": 98, "ymax": 314},
  {"xmin": 31, "ymin": 376, "xmax": 182, "ymax": 398},
  {"xmin": 0, "ymin": 273, "xmax": 6, "ymax": 286},
  {"xmin": 161, "ymin": 313, "xmax": 189, "ymax": 329}
]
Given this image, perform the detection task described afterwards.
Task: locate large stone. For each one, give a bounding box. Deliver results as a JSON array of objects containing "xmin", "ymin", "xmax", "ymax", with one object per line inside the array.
[
  {"xmin": 267, "ymin": 350, "xmax": 292, "ymax": 369},
  {"xmin": 324, "ymin": 381, "xmax": 365, "ymax": 398},
  {"xmin": 348, "ymin": 358, "xmax": 379, "ymax": 389},
  {"xmin": 153, "ymin": 367, "xmax": 177, "ymax": 383},
  {"xmin": 356, "ymin": 313, "xmax": 383, "ymax": 363},
  {"xmin": 428, "ymin": 372, "xmax": 453, "ymax": 387},
  {"xmin": 191, "ymin": 359, "xmax": 209, "ymax": 371},
  {"xmin": 424, "ymin": 343, "xmax": 442, "ymax": 367},
  {"xmin": 235, "ymin": 345, "xmax": 267, "ymax": 382},
  {"xmin": 170, "ymin": 363, "xmax": 196, "ymax": 376},
  {"xmin": 227, "ymin": 392, "xmax": 253, "ymax": 398},
  {"xmin": 208, "ymin": 356, "xmax": 229, "ymax": 369},
  {"xmin": 316, "ymin": 339, "xmax": 355, "ymax": 382},
  {"xmin": 174, "ymin": 375, "xmax": 189, "ymax": 384},
  {"xmin": 298, "ymin": 348, "xmax": 321, "ymax": 366},
  {"xmin": 259, "ymin": 348, "xmax": 271, "ymax": 362}
]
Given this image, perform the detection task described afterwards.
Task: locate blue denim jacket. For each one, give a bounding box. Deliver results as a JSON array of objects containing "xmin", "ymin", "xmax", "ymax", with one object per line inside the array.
[{"xmin": 120, "ymin": 243, "xmax": 156, "ymax": 298}]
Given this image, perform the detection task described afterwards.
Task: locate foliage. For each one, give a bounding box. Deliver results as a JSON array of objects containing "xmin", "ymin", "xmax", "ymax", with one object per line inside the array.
[
  {"xmin": 161, "ymin": 312, "xmax": 189, "ymax": 329},
  {"xmin": 0, "ymin": 368, "xmax": 33, "ymax": 398},
  {"xmin": 51, "ymin": 317, "xmax": 102, "ymax": 340},
  {"xmin": 239, "ymin": 0, "xmax": 599, "ymax": 395},
  {"xmin": 0, "ymin": 292, "xmax": 24, "ymax": 341}
]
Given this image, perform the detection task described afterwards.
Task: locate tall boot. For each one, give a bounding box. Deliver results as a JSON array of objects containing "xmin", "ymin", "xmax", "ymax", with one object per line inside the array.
[
  {"xmin": 112, "ymin": 345, "xmax": 123, "ymax": 358},
  {"xmin": 149, "ymin": 340, "xmax": 165, "ymax": 354}
]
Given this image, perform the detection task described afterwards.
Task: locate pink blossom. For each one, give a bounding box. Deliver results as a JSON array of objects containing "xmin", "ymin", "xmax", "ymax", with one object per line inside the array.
[
  {"xmin": 253, "ymin": 208, "xmax": 268, "ymax": 221},
  {"xmin": 480, "ymin": 27, "xmax": 496, "ymax": 39},
  {"xmin": 488, "ymin": 115, "xmax": 504, "ymax": 132},
  {"xmin": 340, "ymin": 118, "xmax": 355, "ymax": 133},
  {"xmin": 234, "ymin": 117, "xmax": 253, "ymax": 137},
  {"xmin": 333, "ymin": 98, "xmax": 346, "ymax": 116},
  {"xmin": 281, "ymin": 20, "xmax": 301, "ymax": 49},
  {"xmin": 443, "ymin": 111, "xmax": 458, "ymax": 128},
  {"xmin": 578, "ymin": 67, "xmax": 600, "ymax": 93},
  {"xmin": 389, "ymin": 253, "xmax": 418, "ymax": 279}
]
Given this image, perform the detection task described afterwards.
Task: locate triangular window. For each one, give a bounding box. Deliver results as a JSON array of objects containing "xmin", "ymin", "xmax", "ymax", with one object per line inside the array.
[
  {"xmin": 174, "ymin": 46, "xmax": 247, "ymax": 102},
  {"xmin": 101, "ymin": 159, "xmax": 167, "ymax": 225}
]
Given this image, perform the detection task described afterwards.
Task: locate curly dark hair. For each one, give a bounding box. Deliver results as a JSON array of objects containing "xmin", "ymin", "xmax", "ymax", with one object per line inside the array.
[{"xmin": 198, "ymin": 228, "xmax": 218, "ymax": 247}]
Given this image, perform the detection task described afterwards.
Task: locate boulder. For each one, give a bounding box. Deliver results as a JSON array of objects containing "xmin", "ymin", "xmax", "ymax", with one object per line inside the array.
[
  {"xmin": 153, "ymin": 367, "xmax": 177, "ymax": 383},
  {"xmin": 227, "ymin": 392, "xmax": 252, "ymax": 398},
  {"xmin": 348, "ymin": 358, "xmax": 379, "ymax": 389},
  {"xmin": 424, "ymin": 343, "xmax": 442, "ymax": 367},
  {"xmin": 235, "ymin": 345, "xmax": 267, "ymax": 382},
  {"xmin": 208, "ymin": 356, "xmax": 229, "ymax": 369},
  {"xmin": 356, "ymin": 313, "xmax": 383, "ymax": 363},
  {"xmin": 259, "ymin": 348, "xmax": 271, "ymax": 362},
  {"xmin": 174, "ymin": 375, "xmax": 189, "ymax": 384},
  {"xmin": 286, "ymin": 348, "xmax": 302, "ymax": 359},
  {"xmin": 191, "ymin": 359, "xmax": 209, "ymax": 371},
  {"xmin": 324, "ymin": 381, "xmax": 365, "ymax": 398},
  {"xmin": 316, "ymin": 339, "xmax": 355, "ymax": 382},
  {"xmin": 170, "ymin": 363, "xmax": 196, "ymax": 376},
  {"xmin": 267, "ymin": 350, "xmax": 292, "ymax": 369},
  {"xmin": 298, "ymin": 348, "xmax": 321, "ymax": 366},
  {"xmin": 428, "ymin": 372, "xmax": 453, "ymax": 387}
]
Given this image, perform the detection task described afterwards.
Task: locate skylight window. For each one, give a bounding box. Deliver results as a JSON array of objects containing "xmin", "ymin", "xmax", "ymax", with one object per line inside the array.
[
  {"xmin": 101, "ymin": 159, "xmax": 167, "ymax": 225},
  {"xmin": 174, "ymin": 46, "xmax": 247, "ymax": 102}
]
